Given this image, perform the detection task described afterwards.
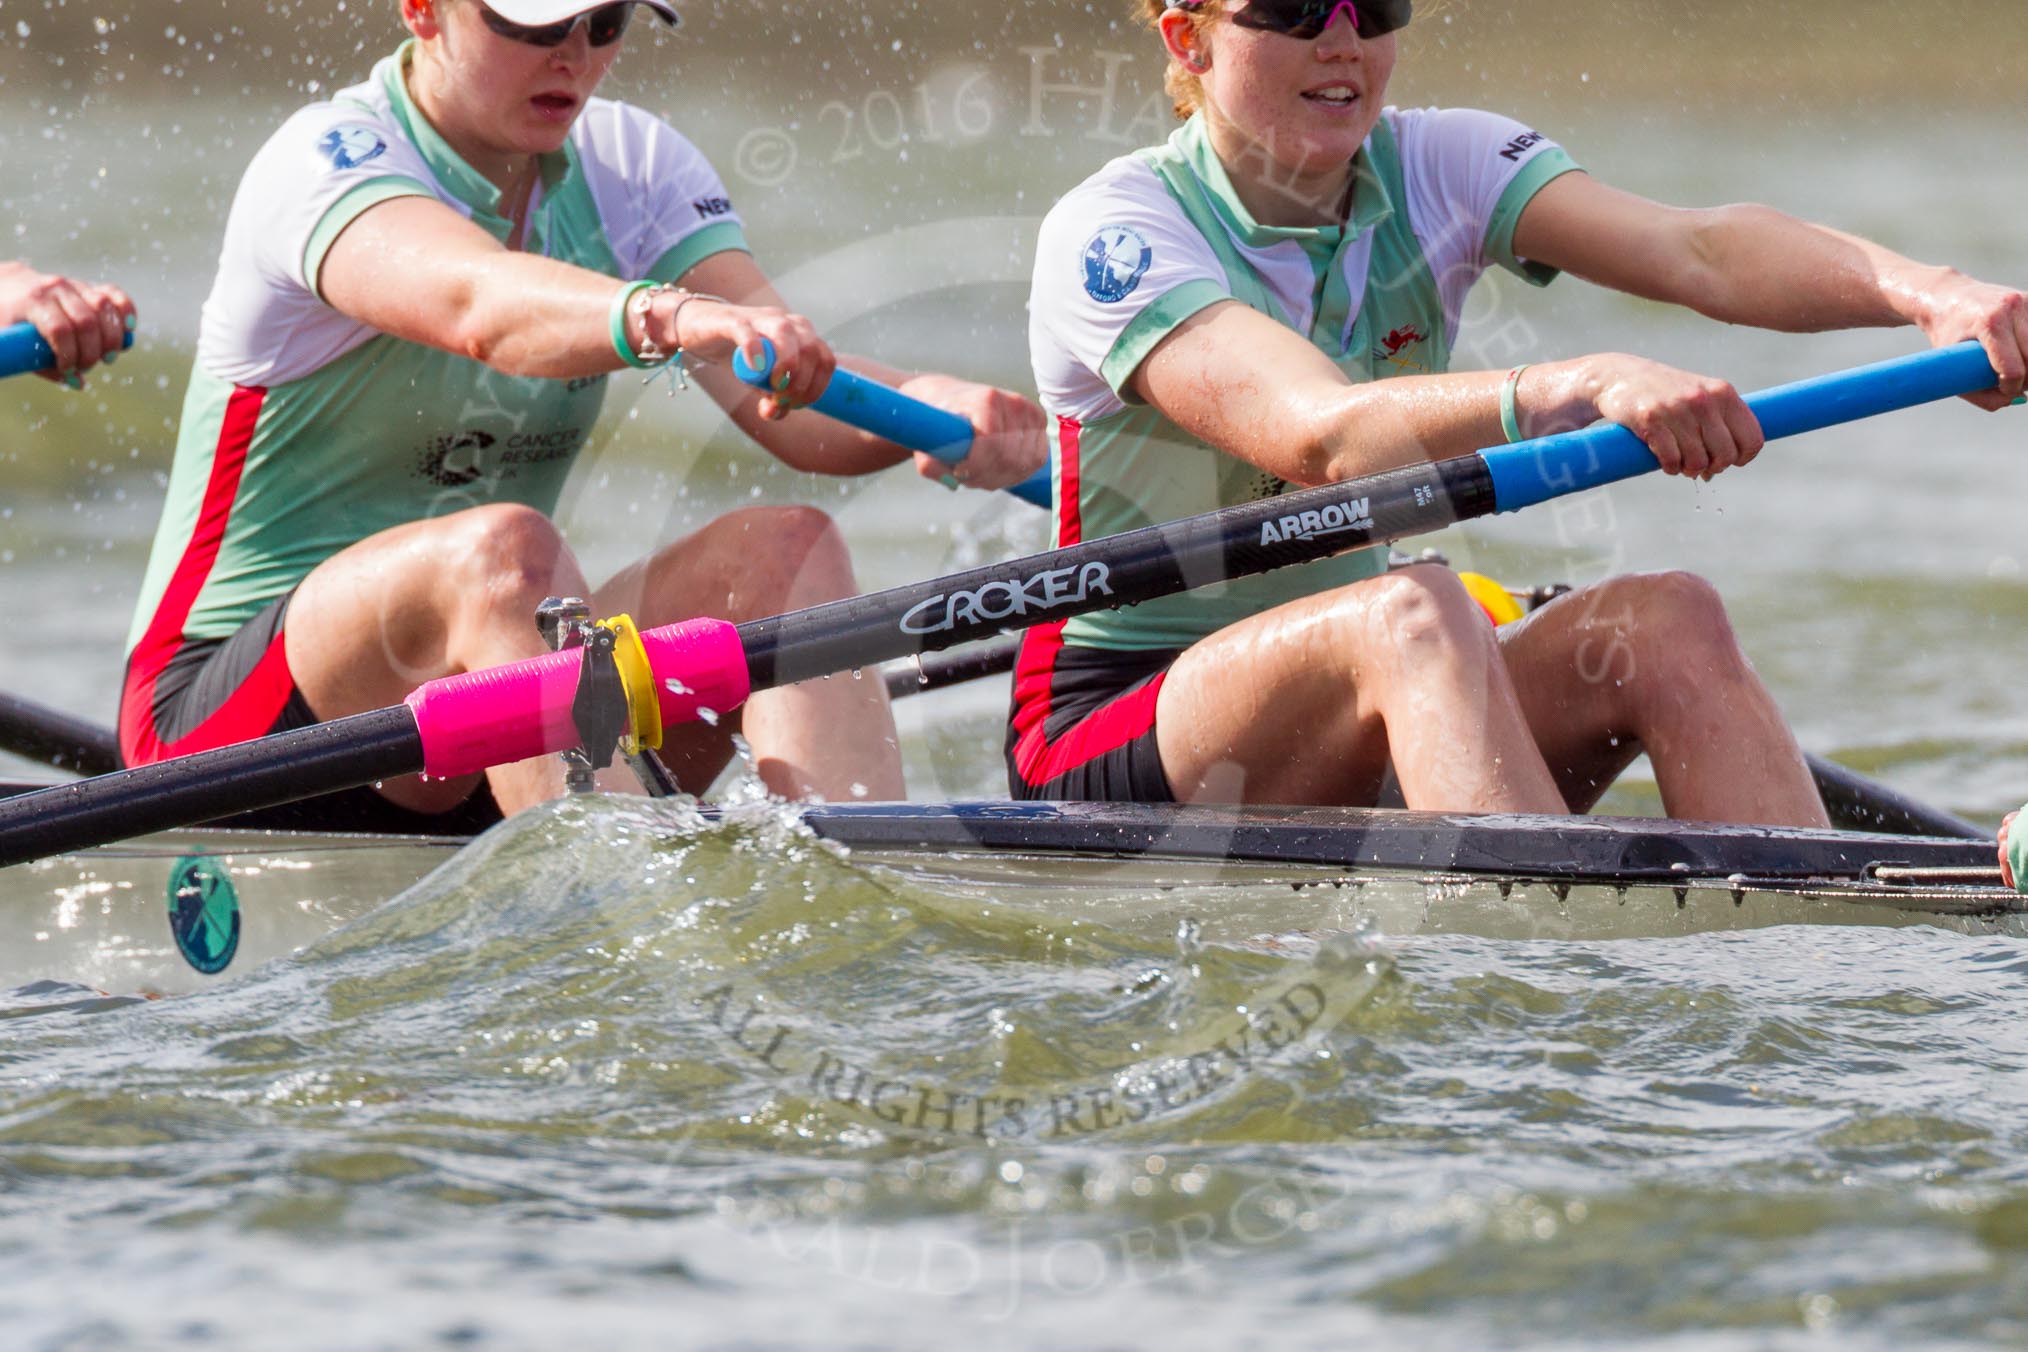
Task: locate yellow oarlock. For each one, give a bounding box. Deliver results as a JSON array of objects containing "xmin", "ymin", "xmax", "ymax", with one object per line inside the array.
[
  {"xmin": 597, "ymin": 614, "xmax": 664, "ymax": 753},
  {"xmin": 1457, "ymin": 571, "xmax": 1527, "ymax": 627}
]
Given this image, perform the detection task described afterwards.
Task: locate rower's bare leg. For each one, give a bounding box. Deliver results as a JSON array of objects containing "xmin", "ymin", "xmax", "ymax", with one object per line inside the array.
[
  {"xmin": 1154, "ymin": 565, "xmax": 1568, "ymax": 813},
  {"xmin": 595, "ymin": 505, "xmax": 903, "ymax": 803},
  {"xmin": 290, "ymin": 503, "xmax": 901, "ymax": 814},
  {"xmin": 1498, "ymin": 571, "xmax": 1828, "ymax": 827},
  {"xmin": 286, "ymin": 503, "xmax": 590, "ymax": 814}
]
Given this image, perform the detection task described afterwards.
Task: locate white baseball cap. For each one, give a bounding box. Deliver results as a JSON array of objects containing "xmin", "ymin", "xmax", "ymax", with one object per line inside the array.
[{"xmin": 482, "ymin": 0, "xmax": 681, "ymax": 27}]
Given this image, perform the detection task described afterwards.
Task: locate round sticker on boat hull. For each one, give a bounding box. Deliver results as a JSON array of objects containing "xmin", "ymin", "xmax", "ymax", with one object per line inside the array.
[{"xmin": 168, "ymin": 856, "xmax": 241, "ymax": 976}]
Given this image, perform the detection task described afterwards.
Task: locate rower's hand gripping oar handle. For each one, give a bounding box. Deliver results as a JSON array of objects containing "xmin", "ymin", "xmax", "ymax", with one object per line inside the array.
[
  {"xmin": 731, "ymin": 338, "xmax": 1052, "ymax": 509},
  {"xmin": 1483, "ymin": 340, "xmax": 2004, "ymax": 512},
  {"xmin": 0, "ymin": 320, "xmax": 135, "ymax": 379}
]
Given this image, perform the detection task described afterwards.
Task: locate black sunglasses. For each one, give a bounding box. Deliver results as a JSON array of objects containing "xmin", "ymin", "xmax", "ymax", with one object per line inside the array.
[
  {"xmin": 475, "ymin": 1, "xmax": 646, "ymax": 48},
  {"xmin": 1216, "ymin": 0, "xmax": 1413, "ymax": 41}
]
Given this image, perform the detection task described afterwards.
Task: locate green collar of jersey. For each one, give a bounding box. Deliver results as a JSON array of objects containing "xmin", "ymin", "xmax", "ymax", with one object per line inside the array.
[
  {"xmin": 376, "ymin": 41, "xmax": 577, "ymax": 234},
  {"xmin": 1170, "ymin": 112, "xmax": 1395, "ymax": 259}
]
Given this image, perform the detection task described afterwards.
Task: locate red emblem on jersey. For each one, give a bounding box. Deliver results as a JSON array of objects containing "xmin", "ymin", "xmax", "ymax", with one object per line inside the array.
[{"xmin": 1381, "ymin": 326, "xmax": 1427, "ymax": 356}]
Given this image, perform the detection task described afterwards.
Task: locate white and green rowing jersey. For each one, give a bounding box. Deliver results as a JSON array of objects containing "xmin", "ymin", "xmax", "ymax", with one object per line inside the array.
[
  {"xmin": 1027, "ymin": 107, "xmax": 1579, "ymax": 651},
  {"xmin": 126, "ymin": 41, "xmax": 749, "ymax": 657}
]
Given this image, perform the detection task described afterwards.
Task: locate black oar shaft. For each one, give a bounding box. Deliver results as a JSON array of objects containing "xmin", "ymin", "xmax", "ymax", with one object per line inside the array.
[
  {"xmin": 0, "ymin": 693, "xmax": 122, "ymax": 777},
  {"xmin": 743, "ymin": 457, "xmax": 1495, "ymax": 685},
  {"xmin": 1806, "ymin": 754, "xmax": 1988, "ymax": 840},
  {"xmin": 0, "ymin": 708, "xmax": 423, "ymax": 867},
  {"xmin": 884, "ymin": 637, "xmax": 1024, "ymax": 700}
]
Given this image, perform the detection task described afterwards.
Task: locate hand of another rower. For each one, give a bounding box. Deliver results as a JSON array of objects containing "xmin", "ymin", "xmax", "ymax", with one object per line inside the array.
[
  {"xmin": 655, "ymin": 294, "xmax": 835, "ymax": 421},
  {"xmin": 1525, "ymin": 354, "xmax": 1766, "ymax": 480},
  {"xmin": 1910, "ymin": 275, "xmax": 2028, "ymax": 411},
  {"xmin": 893, "ymin": 375, "xmax": 1049, "ymax": 491},
  {"xmin": 0, "ymin": 260, "xmax": 135, "ymax": 384}
]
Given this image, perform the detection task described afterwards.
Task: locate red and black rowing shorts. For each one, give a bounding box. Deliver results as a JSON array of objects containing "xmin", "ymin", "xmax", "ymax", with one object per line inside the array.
[
  {"xmin": 1005, "ymin": 630, "xmax": 1178, "ymax": 803},
  {"xmin": 119, "ymin": 591, "xmax": 502, "ymax": 833}
]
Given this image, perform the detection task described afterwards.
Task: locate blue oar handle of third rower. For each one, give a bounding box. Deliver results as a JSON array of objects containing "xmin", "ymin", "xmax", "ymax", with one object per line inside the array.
[
  {"xmin": 731, "ymin": 339, "xmax": 1052, "ymax": 509},
  {"xmin": 1484, "ymin": 341, "xmax": 2003, "ymax": 512},
  {"xmin": 0, "ymin": 320, "xmax": 136, "ymax": 379}
]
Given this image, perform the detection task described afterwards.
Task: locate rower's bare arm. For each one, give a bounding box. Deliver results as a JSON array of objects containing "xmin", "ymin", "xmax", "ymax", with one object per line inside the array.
[
  {"xmin": 319, "ymin": 199, "xmax": 847, "ymax": 414},
  {"xmin": 1131, "ymin": 300, "xmax": 1504, "ymax": 486},
  {"xmin": 677, "ymin": 250, "xmax": 1048, "ymax": 488},
  {"xmin": 1513, "ymin": 173, "xmax": 2028, "ymax": 407},
  {"xmin": 1135, "ymin": 299, "xmax": 1766, "ymax": 482},
  {"xmin": 320, "ymin": 197, "xmax": 628, "ymax": 378}
]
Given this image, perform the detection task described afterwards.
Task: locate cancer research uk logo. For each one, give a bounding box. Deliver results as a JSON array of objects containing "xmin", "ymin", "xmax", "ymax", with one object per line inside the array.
[
  {"xmin": 1082, "ymin": 225, "xmax": 1153, "ymax": 304},
  {"xmin": 319, "ymin": 125, "xmax": 388, "ymax": 171}
]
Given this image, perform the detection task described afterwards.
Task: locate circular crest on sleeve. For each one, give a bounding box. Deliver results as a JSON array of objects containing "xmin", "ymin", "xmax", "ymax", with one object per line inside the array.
[{"xmin": 1081, "ymin": 225, "xmax": 1153, "ymax": 304}]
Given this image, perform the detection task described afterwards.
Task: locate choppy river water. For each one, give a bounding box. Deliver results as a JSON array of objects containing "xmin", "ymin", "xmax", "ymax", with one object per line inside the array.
[{"xmin": 4, "ymin": 8, "xmax": 2028, "ymax": 1347}]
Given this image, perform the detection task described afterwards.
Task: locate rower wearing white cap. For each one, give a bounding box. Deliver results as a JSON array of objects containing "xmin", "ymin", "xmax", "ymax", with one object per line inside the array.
[{"xmin": 120, "ymin": 0, "xmax": 1046, "ymax": 828}]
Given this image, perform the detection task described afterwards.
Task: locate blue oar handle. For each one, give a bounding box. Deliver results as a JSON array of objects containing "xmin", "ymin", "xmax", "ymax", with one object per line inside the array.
[
  {"xmin": 0, "ymin": 320, "xmax": 135, "ymax": 379},
  {"xmin": 1485, "ymin": 341, "xmax": 2001, "ymax": 512},
  {"xmin": 732, "ymin": 338, "xmax": 1051, "ymax": 509}
]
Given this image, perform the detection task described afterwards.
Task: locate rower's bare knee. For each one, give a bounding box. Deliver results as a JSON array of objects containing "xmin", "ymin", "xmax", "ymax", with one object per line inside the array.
[
  {"xmin": 1362, "ymin": 565, "xmax": 1500, "ymax": 670},
  {"xmin": 716, "ymin": 504, "xmax": 858, "ymax": 604},
  {"xmin": 451, "ymin": 503, "xmax": 574, "ymax": 618},
  {"xmin": 1585, "ymin": 571, "xmax": 1751, "ymax": 714},
  {"xmin": 1625, "ymin": 569, "xmax": 1744, "ymax": 669}
]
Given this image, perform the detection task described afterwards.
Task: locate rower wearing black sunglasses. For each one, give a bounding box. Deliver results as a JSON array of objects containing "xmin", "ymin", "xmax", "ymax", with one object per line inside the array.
[
  {"xmin": 117, "ymin": 0, "xmax": 1047, "ymax": 829},
  {"xmin": 1007, "ymin": 0, "xmax": 2028, "ymax": 823},
  {"xmin": 472, "ymin": 0, "xmax": 643, "ymax": 47}
]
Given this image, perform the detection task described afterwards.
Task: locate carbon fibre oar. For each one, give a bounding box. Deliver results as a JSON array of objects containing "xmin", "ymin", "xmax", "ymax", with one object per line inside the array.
[
  {"xmin": 0, "ymin": 341, "xmax": 2001, "ymax": 868},
  {"xmin": 0, "ymin": 319, "xmax": 134, "ymax": 377},
  {"xmin": 0, "ymin": 693, "xmax": 121, "ymax": 777}
]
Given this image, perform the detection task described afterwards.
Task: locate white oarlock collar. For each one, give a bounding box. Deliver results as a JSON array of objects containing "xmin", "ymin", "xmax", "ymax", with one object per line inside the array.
[{"xmin": 482, "ymin": 0, "xmax": 680, "ymax": 27}]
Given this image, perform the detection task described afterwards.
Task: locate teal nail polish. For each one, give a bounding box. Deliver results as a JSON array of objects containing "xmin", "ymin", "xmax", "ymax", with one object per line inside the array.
[
  {"xmin": 123, "ymin": 313, "xmax": 136, "ymax": 331},
  {"xmin": 62, "ymin": 372, "xmax": 83, "ymax": 391},
  {"xmin": 2012, "ymin": 395, "xmax": 2026, "ymax": 407},
  {"xmin": 938, "ymin": 474, "xmax": 960, "ymax": 491},
  {"xmin": 102, "ymin": 352, "xmax": 117, "ymax": 367}
]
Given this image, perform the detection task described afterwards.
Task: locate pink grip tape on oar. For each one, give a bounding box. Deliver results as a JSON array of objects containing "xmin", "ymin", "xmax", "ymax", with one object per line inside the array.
[
  {"xmin": 404, "ymin": 618, "xmax": 750, "ymax": 780},
  {"xmin": 638, "ymin": 618, "xmax": 752, "ymax": 733}
]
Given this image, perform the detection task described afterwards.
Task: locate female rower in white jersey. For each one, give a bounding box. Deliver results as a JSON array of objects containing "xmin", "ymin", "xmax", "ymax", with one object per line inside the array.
[
  {"xmin": 120, "ymin": 0, "xmax": 1044, "ymax": 828},
  {"xmin": 1010, "ymin": 0, "xmax": 2027, "ymax": 821},
  {"xmin": 0, "ymin": 260, "xmax": 134, "ymax": 386}
]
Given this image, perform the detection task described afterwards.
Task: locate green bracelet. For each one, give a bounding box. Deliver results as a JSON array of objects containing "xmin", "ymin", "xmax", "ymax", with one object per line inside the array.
[
  {"xmin": 608, "ymin": 279, "xmax": 658, "ymax": 369},
  {"xmin": 1500, "ymin": 365, "xmax": 1531, "ymax": 444}
]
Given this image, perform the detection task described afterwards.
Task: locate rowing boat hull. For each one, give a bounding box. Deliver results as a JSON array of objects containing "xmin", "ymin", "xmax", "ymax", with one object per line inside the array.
[{"xmin": 1, "ymin": 796, "xmax": 2018, "ymax": 996}]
